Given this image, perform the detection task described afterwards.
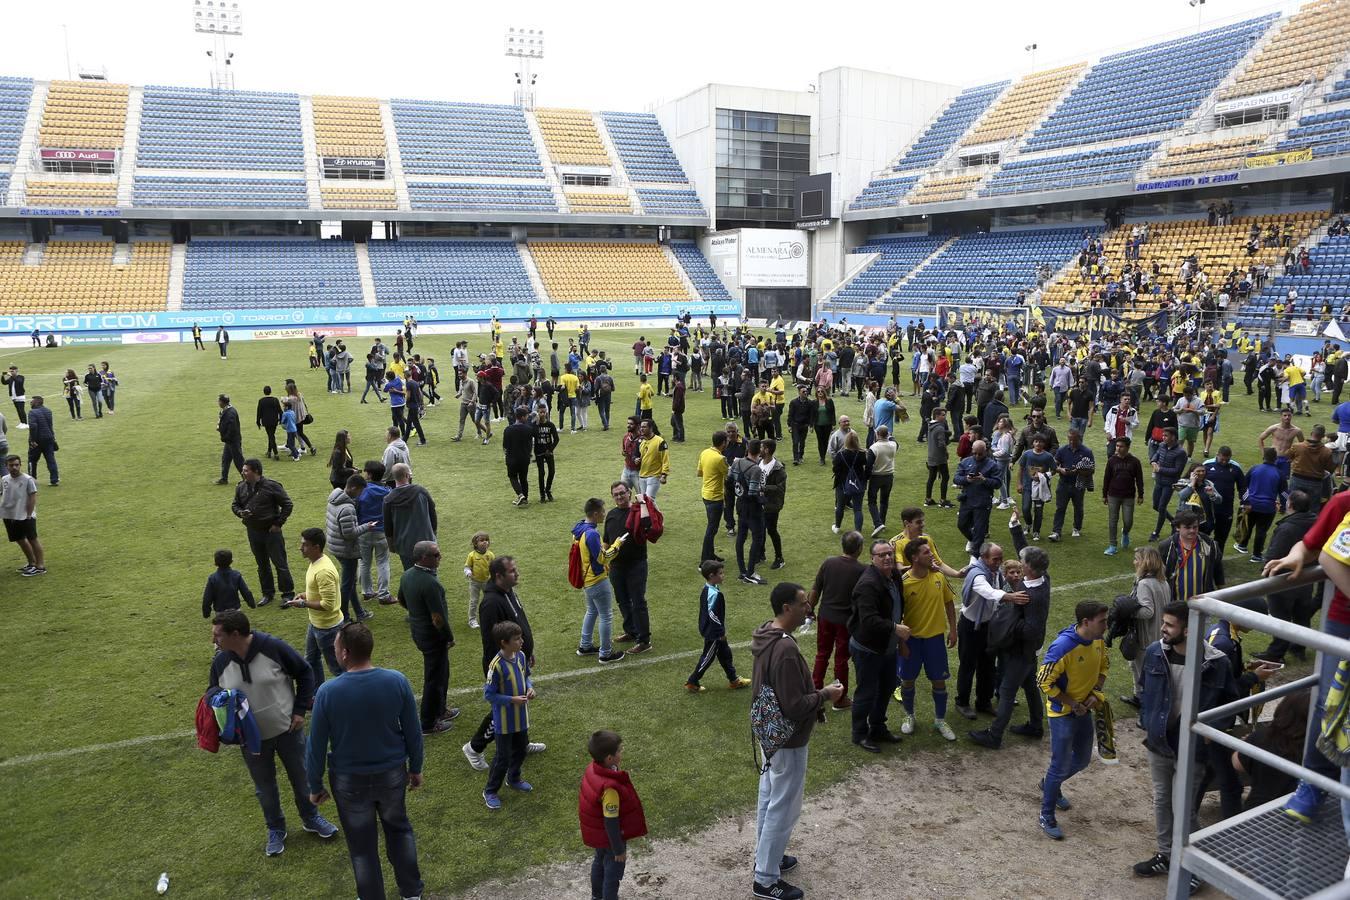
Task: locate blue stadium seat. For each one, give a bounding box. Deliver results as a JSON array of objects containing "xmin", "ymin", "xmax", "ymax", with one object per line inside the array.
[
  {"xmin": 133, "ymin": 176, "xmax": 307, "ymax": 208},
  {"xmin": 1236, "ymin": 233, "xmax": 1350, "ymax": 329},
  {"xmin": 391, "ymin": 100, "xmax": 543, "ymax": 178},
  {"xmin": 822, "ymin": 234, "xmax": 950, "ymax": 309},
  {"xmin": 406, "ymin": 182, "xmax": 557, "ymax": 212},
  {"xmin": 0, "ymin": 77, "xmax": 32, "ymax": 166},
  {"xmin": 1327, "ymin": 70, "xmax": 1350, "ymax": 104},
  {"xmin": 893, "ymin": 82, "xmax": 1008, "ymax": 172},
  {"xmin": 848, "ymin": 175, "xmax": 922, "ymax": 210},
  {"xmin": 636, "ymin": 188, "xmax": 705, "ymax": 216},
  {"xmin": 669, "ymin": 241, "xmax": 731, "ymax": 302},
  {"xmin": 1023, "ymin": 15, "xmax": 1277, "ymax": 152},
  {"xmin": 367, "ymin": 240, "xmax": 538, "ymax": 305},
  {"xmin": 137, "ymin": 87, "xmax": 304, "ymax": 171},
  {"xmin": 981, "ymin": 142, "xmax": 1159, "ymax": 196},
  {"xmin": 879, "ymin": 227, "xmax": 1094, "ymax": 313},
  {"xmin": 1277, "ymin": 107, "xmax": 1350, "ymax": 159},
  {"xmin": 182, "ymin": 240, "xmax": 362, "ymax": 308},
  {"xmin": 601, "ymin": 112, "xmax": 688, "ymax": 183}
]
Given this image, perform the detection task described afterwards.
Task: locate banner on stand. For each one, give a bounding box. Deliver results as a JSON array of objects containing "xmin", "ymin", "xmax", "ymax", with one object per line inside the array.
[
  {"xmin": 935, "ymin": 305, "xmax": 1029, "ymax": 334},
  {"xmin": 1035, "ymin": 306, "xmax": 1171, "ymax": 339}
]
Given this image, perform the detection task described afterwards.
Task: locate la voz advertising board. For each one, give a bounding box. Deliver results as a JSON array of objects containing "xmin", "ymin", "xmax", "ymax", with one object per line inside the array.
[{"xmin": 0, "ymin": 300, "xmax": 743, "ymax": 336}]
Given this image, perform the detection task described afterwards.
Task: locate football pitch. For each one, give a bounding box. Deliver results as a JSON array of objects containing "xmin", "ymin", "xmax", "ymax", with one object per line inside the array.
[{"xmin": 0, "ymin": 327, "xmax": 1283, "ymax": 897}]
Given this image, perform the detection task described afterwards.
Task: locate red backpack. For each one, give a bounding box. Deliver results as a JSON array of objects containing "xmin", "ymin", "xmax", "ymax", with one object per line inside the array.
[{"xmin": 568, "ymin": 538, "xmax": 586, "ymax": 589}]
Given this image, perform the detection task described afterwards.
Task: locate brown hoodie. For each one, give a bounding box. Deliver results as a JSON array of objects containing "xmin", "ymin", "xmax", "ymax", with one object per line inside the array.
[{"xmin": 751, "ymin": 621, "xmax": 827, "ymax": 750}]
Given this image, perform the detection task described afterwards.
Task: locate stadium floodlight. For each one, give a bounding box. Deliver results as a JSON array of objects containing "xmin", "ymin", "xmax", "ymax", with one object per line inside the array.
[
  {"xmin": 504, "ymin": 26, "xmax": 544, "ymax": 109},
  {"xmin": 1188, "ymin": 0, "xmax": 1205, "ymax": 26},
  {"xmin": 193, "ymin": 0, "xmax": 244, "ymax": 35},
  {"xmin": 1025, "ymin": 42, "xmax": 1038, "ymax": 71}
]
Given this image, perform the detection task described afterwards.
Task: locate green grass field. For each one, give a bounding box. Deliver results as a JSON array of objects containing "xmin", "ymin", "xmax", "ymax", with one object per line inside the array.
[{"xmin": 0, "ymin": 328, "xmax": 1290, "ymax": 898}]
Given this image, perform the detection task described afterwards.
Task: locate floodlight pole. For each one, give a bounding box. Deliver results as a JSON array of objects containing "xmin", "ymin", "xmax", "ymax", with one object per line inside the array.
[
  {"xmin": 192, "ymin": 0, "xmax": 244, "ymax": 90},
  {"xmin": 504, "ymin": 27, "xmax": 545, "ymax": 109}
]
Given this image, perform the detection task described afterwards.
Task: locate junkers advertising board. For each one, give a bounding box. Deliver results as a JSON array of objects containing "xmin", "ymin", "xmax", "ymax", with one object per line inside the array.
[{"xmin": 738, "ymin": 228, "xmax": 808, "ymax": 288}]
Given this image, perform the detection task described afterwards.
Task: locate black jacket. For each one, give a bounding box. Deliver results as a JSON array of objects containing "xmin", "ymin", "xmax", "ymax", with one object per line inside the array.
[
  {"xmin": 256, "ymin": 395, "xmax": 282, "ymax": 429},
  {"xmin": 787, "ymin": 395, "xmax": 815, "ymax": 429},
  {"xmin": 218, "ymin": 405, "xmax": 241, "ymax": 444},
  {"xmin": 477, "ymin": 582, "xmax": 534, "ymax": 675},
  {"xmin": 502, "ymin": 421, "xmax": 535, "ymax": 465},
  {"xmin": 231, "ymin": 477, "xmax": 293, "ymax": 531},
  {"xmin": 847, "ymin": 564, "xmax": 904, "ymax": 655}
]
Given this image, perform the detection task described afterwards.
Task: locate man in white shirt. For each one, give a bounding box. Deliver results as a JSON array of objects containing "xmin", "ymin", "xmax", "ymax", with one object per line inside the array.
[
  {"xmin": 955, "ymin": 542, "xmax": 1028, "ymax": 719},
  {"xmin": 1, "ymin": 454, "xmax": 43, "ymax": 576},
  {"xmin": 1103, "ymin": 393, "xmax": 1140, "ymax": 457}
]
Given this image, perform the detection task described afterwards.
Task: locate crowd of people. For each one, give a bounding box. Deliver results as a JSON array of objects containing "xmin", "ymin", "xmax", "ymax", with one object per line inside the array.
[{"xmin": 10, "ymin": 307, "xmax": 1347, "ymax": 899}]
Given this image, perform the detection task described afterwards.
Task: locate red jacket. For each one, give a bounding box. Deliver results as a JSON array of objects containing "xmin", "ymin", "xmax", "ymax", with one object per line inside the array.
[
  {"xmin": 579, "ymin": 761, "xmax": 647, "ymax": 850},
  {"xmin": 624, "ymin": 493, "xmax": 664, "ymax": 543}
]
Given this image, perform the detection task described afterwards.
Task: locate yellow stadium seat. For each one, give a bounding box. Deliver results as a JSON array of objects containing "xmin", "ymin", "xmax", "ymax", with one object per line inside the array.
[
  {"xmin": 528, "ymin": 242, "xmax": 692, "ymax": 302},
  {"xmin": 1221, "ymin": 0, "xmax": 1350, "ymax": 99},
  {"xmin": 37, "ymin": 80, "xmax": 129, "ymax": 149},
  {"xmin": 0, "ymin": 241, "xmax": 169, "ymax": 313},
  {"xmin": 533, "ymin": 109, "xmax": 611, "ymax": 166}
]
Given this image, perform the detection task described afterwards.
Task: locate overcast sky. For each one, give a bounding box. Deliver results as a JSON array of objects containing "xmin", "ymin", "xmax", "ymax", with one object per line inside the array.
[{"xmin": 9, "ymin": 0, "xmax": 1300, "ymax": 111}]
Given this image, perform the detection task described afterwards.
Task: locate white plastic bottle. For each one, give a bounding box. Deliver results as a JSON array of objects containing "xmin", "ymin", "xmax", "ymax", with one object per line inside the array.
[{"xmin": 156, "ymin": 873, "xmax": 169, "ymax": 895}]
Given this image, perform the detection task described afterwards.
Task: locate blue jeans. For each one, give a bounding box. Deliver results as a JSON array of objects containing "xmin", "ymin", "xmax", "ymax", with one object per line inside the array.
[
  {"xmin": 1303, "ymin": 617, "xmax": 1350, "ymax": 780},
  {"xmin": 1042, "ymin": 712, "xmax": 1095, "ymax": 817},
  {"xmin": 754, "ymin": 744, "xmax": 808, "ymax": 886},
  {"xmin": 239, "ymin": 726, "xmax": 318, "ymax": 831},
  {"xmin": 336, "ymin": 555, "xmax": 366, "ymax": 621},
  {"xmin": 305, "ymin": 621, "xmax": 345, "ymax": 687},
  {"xmin": 330, "ymin": 766, "xmax": 423, "ymax": 900},
  {"xmin": 592, "ymin": 847, "xmax": 626, "ymax": 900},
  {"xmin": 581, "ymin": 580, "xmax": 614, "ymax": 654},
  {"xmin": 1069, "ymin": 416, "xmax": 1088, "ymax": 436}
]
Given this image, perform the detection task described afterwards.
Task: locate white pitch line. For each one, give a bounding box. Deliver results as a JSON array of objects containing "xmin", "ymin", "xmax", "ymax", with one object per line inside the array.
[{"xmin": 0, "ymin": 570, "xmax": 1138, "ymax": 770}]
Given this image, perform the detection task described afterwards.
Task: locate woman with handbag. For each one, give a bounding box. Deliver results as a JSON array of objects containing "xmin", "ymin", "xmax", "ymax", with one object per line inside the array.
[
  {"xmin": 832, "ymin": 431, "xmax": 870, "ymax": 534},
  {"xmin": 285, "ymin": 381, "xmax": 316, "ymax": 455}
]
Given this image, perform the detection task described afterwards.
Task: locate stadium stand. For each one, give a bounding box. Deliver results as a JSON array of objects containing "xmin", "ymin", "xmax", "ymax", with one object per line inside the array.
[
  {"xmin": 981, "ymin": 142, "xmax": 1159, "ymax": 196},
  {"xmin": 1219, "ymin": 0, "xmax": 1350, "ymax": 100},
  {"xmin": 391, "ymin": 100, "xmax": 543, "ymax": 177},
  {"xmin": 669, "ymin": 240, "xmax": 732, "ymax": 302},
  {"xmin": 1041, "ymin": 213, "xmax": 1323, "ymax": 307},
  {"xmin": 635, "ymin": 188, "xmax": 705, "ymax": 216},
  {"xmin": 533, "ymin": 108, "xmax": 610, "ymax": 166},
  {"xmin": 0, "ymin": 173, "xmax": 8, "ymax": 200},
  {"xmin": 906, "ymin": 172, "xmax": 984, "ymax": 205},
  {"xmin": 137, "ymin": 86, "xmax": 304, "ymax": 171},
  {"xmin": 23, "ymin": 180, "xmax": 119, "ymax": 207},
  {"xmin": 1328, "ymin": 69, "xmax": 1350, "ymax": 102},
  {"xmin": 849, "ymin": 174, "xmax": 922, "ymax": 210},
  {"xmin": 600, "ymin": 112, "xmax": 688, "ymax": 182},
  {"xmin": 879, "ymin": 228, "xmax": 1088, "ymax": 311},
  {"xmin": 367, "ymin": 240, "xmax": 537, "ymax": 305},
  {"xmin": 0, "ymin": 240, "xmax": 168, "ymax": 313},
  {"xmin": 1022, "ymin": 15, "xmax": 1278, "ymax": 152},
  {"xmin": 1239, "ymin": 231, "xmax": 1350, "ymax": 326},
  {"xmin": 1277, "ymin": 106, "xmax": 1350, "ymax": 157},
  {"xmin": 182, "ymin": 240, "xmax": 362, "ymax": 309},
  {"xmin": 320, "ymin": 184, "xmax": 398, "ymax": 210},
  {"xmin": 530, "ymin": 241, "xmax": 692, "ymax": 301},
  {"xmin": 311, "ymin": 95, "xmax": 387, "ymax": 158},
  {"xmin": 37, "ymin": 80, "xmax": 128, "ymax": 150},
  {"xmin": 133, "ymin": 176, "xmax": 308, "ymax": 208},
  {"xmin": 1147, "ymin": 136, "xmax": 1268, "ymax": 177},
  {"xmin": 0, "ymin": 77, "xmax": 33, "ymax": 165},
  {"xmin": 891, "ymin": 82, "xmax": 1008, "ymax": 172},
  {"xmin": 823, "ymin": 234, "xmax": 950, "ymax": 310},
  {"xmin": 960, "ymin": 64, "xmax": 1086, "ymax": 147},
  {"xmin": 563, "ymin": 189, "xmax": 632, "ymax": 214},
  {"xmin": 406, "ymin": 181, "xmax": 556, "ymax": 211}
]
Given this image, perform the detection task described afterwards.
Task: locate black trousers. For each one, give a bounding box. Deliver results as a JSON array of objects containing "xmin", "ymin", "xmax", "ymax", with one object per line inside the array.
[
  {"xmin": 790, "ymin": 425, "xmax": 808, "ymax": 462},
  {"xmin": 10, "ymin": 400, "xmax": 25, "ymax": 425},
  {"xmin": 764, "ymin": 508, "xmax": 783, "ymax": 562},
  {"xmin": 868, "ymin": 473, "xmax": 894, "ymax": 528},
  {"xmin": 245, "ymin": 527, "xmax": 294, "ymax": 598},
  {"xmin": 814, "ymin": 425, "xmax": 831, "ymax": 462},
  {"xmin": 956, "ymin": 617, "xmax": 995, "ymax": 708},
  {"xmin": 926, "ymin": 463, "xmax": 949, "ymax": 500},
  {"xmin": 1265, "ymin": 588, "xmax": 1318, "ymax": 658},
  {"xmin": 507, "ymin": 459, "xmax": 531, "ymax": 499},
  {"xmin": 535, "ymin": 454, "xmax": 555, "ymax": 496},
  {"xmin": 611, "ymin": 560, "xmax": 650, "ymax": 644},
  {"xmin": 1051, "ymin": 482, "xmax": 1085, "ymax": 534},
  {"xmin": 221, "ymin": 441, "xmax": 244, "ymax": 480},
  {"xmin": 417, "ymin": 641, "xmax": 449, "ymax": 730},
  {"xmin": 988, "ymin": 651, "xmax": 1042, "ymax": 739},
  {"xmin": 262, "ymin": 424, "xmax": 279, "ymax": 457},
  {"xmin": 850, "ymin": 643, "xmax": 898, "ymax": 742},
  {"xmin": 485, "ymin": 729, "xmax": 529, "ymax": 792},
  {"xmin": 403, "ymin": 407, "xmax": 426, "ymax": 445},
  {"xmin": 688, "ymin": 636, "xmax": 737, "ymax": 684},
  {"xmin": 736, "ymin": 500, "xmax": 765, "ymax": 577}
]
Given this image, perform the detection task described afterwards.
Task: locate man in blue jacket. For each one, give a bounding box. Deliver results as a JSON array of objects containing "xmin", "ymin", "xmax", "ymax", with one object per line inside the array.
[
  {"xmin": 1048, "ymin": 428, "xmax": 1095, "ymax": 542},
  {"xmin": 954, "ymin": 440, "xmax": 1001, "ymax": 554},
  {"xmin": 1148, "ymin": 428, "xmax": 1190, "ymax": 541},
  {"xmin": 1132, "ymin": 602, "xmax": 1241, "ymax": 890}
]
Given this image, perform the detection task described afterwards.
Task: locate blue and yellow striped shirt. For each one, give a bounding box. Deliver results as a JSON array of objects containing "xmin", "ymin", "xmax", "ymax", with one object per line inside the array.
[{"xmin": 484, "ymin": 650, "xmax": 531, "ymax": 734}]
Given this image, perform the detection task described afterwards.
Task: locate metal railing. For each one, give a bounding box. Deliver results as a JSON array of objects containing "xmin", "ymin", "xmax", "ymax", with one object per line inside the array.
[{"xmin": 1168, "ymin": 565, "xmax": 1350, "ymax": 899}]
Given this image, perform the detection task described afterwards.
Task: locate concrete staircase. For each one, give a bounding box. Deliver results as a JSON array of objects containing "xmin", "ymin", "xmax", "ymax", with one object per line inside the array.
[
  {"xmin": 593, "ymin": 112, "xmax": 641, "ymax": 210},
  {"xmin": 298, "ymin": 95, "xmax": 321, "ymax": 210},
  {"xmin": 116, "ymin": 86, "xmax": 143, "ymax": 206},
  {"xmin": 355, "ymin": 242, "xmax": 378, "ymax": 307},
  {"xmin": 870, "ymin": 236, "xmax": 959, "ymax": 313},
  {"xmin": 517, "ymin": 242, "xmax": 551, "ymax": 302},
  {"xmin": 167, "ymin": 243, "xmax": 186, "ymax": 311},
  {"xmin": 377, "ymin": 100, "xmax": 412, "ymax": 211},
  {"xmin": 6, "ymin": 81, "xmax": 47, "ymax": 207},
  {"xmin": 112, "ymin": 243, "xmax": 132, "ymax": 266}
]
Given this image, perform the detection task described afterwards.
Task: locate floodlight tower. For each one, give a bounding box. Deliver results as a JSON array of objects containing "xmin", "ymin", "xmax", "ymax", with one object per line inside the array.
[
  {"xmin": 1025, "ymin": 42, "xmax": 1038, "ymax": 72},
  {"xmin": 192, "ymin": 0, "xmax": 243, "ymax": 90},
  {"xmin": 504, "ymin": 27, "xmax": 544, "ymax": 109}
]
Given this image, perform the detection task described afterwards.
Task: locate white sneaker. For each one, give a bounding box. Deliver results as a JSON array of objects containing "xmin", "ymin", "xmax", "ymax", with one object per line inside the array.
[
  {"xmin": 1071, "ymin": 529, "xmax": 1081, "ymax": 538},
  {"xmin": 16, "ymin": 423, "xmax": 27, "ymax": 429},
  {"xmin": 900, "ymin": 714, "xmax": 915, "ymax": 735},
  {"xmin": 462, "ymin": 741, "xmax": 489, "ymax": 771},
  {"xmin": 934, "ymin": 720, "xmax": 956, "ymax": 741},
  {"xmin": 469, "ymin": 618, "xmax": 479, "ymax": 629},
  {"xmin": 526, "ymin": 741, "xmax": 547, "ymax": 754},
  {"xmin": 831, "ymin": 525, "xmax": 840, "ymax": 534}
]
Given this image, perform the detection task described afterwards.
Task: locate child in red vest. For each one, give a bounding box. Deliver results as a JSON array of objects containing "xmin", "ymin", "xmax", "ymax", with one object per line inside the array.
[{"xmin": 578, "ymin": 730, "xmax": 647, "ymax": 900}]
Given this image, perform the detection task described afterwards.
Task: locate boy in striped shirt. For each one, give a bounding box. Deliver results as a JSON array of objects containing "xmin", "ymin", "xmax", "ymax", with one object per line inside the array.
[{"xmin": 483, "ymin": 621, "xmax": 535, "ymax": 810}]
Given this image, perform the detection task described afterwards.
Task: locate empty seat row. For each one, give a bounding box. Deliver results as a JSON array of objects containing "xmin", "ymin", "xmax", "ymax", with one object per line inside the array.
[
  {"xmin": 529, "ymin": 241, "xmax": 691, "ymax": 301},
  {"xmin": 848, "ymin": 175, "xmax": 921, "ymax": 210},
  {"xmin": 183, "ymin": 240, "xmax": 362, "ymax": 309},
  {"xmin": 961, "ymin": 64, "xmax": 1086, "ymax": 148},
  {"xmin": 312, "ymin": 95, "xmax": 387, "ymax": 159},
  {"xmin": 392, "ymin": 99, "xmax": 543, "ymax": 178},
  {"xmin": 0, "ymin": 77, "xmax": 33, "ymax": 165},
  {"xmin": 1277, "ymin": 106, "xmax": 1350, "ymax": 158},
  {"xmin": 533, "ymin": 108, "xmax": 610, "ymax": 166},
  {"xmin": 24, "ymin": 180, "xmax": 118, "ymax": 206},
  {"xmin": 406, "ymin": 181, "xmax": 556, "ymax": 212},
  {"xmin": 892, "ymin": 81, "xmax": 1008, "ymax": 172},
  {"xmin": 320, "ymin": 184, "xmax": 398, "ymax": 210},
  {"xmin": 564, "ymin": 189, "xmax": 631, "ymax": 213},
  {"xmin": 981, "ymin": 142, "xmax": 1159, "ymax": 196},
  {"xmin": 1148, "ymin": 136, "xmax": 1268, "ymax": 177},
  {"xmin": 669, "ymin": 240, "xmax": 732, "ymax": 302},
  {"xmin": 635, "ymin": 188, "xmax": 706, "ymax": 216},
  {"xmin": 137, "ymin": 86, "xmax": 304, "ymax": 171},
  {"xmin": 0, "ymin": 240, "xmax": 168, "ymax": 313},
  {"xmin": 906, "ymin": 172, "xmax": 984, "ymax": 205},
  {"xmin": 133, "ymin": 176, "xmax": 307, "ymax": 208},
  {"xmin": 825, "ymin": 234, "xmax": 949, "ymax": 306},
  {"xmin": 38, "ymin": 80, "xmax": 128, "ymax": 150},
  {"xmin": 1220, "ymin": 0, "xmax": 1350, "ymax": 100},
  {"xmin": 600, "ymin": 112, "xmax": 688, "ymax": 183},
  {"xmin": 367, "ymin": 240, "xmax": 537, "ymax": 305}
]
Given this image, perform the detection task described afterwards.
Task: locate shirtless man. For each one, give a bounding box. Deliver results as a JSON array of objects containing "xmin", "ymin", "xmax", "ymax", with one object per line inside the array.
[{"xmin": 1258, "ymin": 407, "xmax": 1304, "ymax": 513}]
